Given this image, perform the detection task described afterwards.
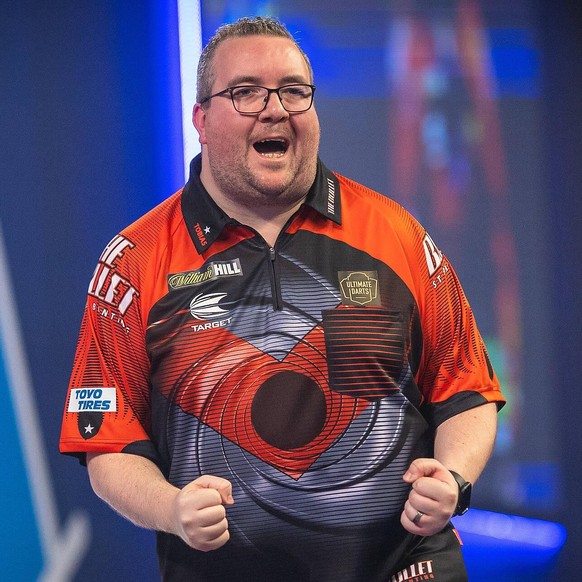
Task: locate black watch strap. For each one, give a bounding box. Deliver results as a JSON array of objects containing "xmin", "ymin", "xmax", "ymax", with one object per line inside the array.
[{"xmin": 449, "ymin": 470, "xmax": 472, "ymax": 516}]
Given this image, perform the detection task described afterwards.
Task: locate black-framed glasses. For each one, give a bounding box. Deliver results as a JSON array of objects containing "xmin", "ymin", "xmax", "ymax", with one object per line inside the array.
[{"xmin": 199, "ymin": 83, "xmax": 316, "ymax": 114}]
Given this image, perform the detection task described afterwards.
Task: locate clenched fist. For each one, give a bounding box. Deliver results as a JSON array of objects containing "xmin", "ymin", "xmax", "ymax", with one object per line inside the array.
[
  {"xmin": 172, "ymin": 474, "xmax": 235, "ymax": 551},
  {"xmin": 400, "ymin": 458, "xmax": 458, "ymax": 537}
]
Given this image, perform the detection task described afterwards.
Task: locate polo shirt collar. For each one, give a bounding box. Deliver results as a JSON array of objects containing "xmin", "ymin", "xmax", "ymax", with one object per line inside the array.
[{"xmin": 181, "ymin": 154, "xmax": 342, "ymax": 254}]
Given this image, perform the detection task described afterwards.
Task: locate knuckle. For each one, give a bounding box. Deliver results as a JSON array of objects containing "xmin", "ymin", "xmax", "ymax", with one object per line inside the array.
[{"xmin": 197, "ymin": 540, "xmax": 215, "ymax": 552}]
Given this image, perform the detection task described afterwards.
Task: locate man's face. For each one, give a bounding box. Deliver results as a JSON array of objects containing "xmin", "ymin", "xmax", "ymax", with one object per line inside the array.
[{"xmin": 194, "ymin": 35, "xmax": 320, "ymax": 210}]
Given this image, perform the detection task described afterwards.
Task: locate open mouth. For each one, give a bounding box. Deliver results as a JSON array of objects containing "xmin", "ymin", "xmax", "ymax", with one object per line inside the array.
[{"xmin": 253, "ymin": 139, "xmax": 289, "ymax": 157}]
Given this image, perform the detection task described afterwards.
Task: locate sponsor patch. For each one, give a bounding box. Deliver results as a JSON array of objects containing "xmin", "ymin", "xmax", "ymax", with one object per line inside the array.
[
  {"xmin": 88, "ymin": 234, "xmax": 138, "ymax": 317},
  {"xmin": 68, "ymin": 387, "xmax": 117, "ymax": 412},
  {"xmin": 78, "ymin": 412, "xmax": 103, "ymax": 440},
  {"xmin": 189, "ymin": 292, "xmax": 230, "ymax": 320},
  {"xmin": 389, "ymin": 559, "xmax": 435, "ymax": 581},
  {"xmin": 168, "ymin": 259, "xmax": 243, "ymax": 290},
  {"xmin": 338, "ymin": 271, "xmax": 382, "ymax": 306},
  {"xmin": 422, "ymin": 232, "xmax": 443, "ymax": 276}
]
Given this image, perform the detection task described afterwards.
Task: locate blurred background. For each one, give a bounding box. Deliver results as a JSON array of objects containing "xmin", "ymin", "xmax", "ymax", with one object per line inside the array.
[{"xmin": 1, "ymin": 0, "xmax": 580, "ymax": 580}]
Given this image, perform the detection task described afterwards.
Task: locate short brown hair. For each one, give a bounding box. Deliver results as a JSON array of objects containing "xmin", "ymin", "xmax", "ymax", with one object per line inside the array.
[{"xmin": 196, "ymin": 16, "xmax": 313, "ymax": 104}]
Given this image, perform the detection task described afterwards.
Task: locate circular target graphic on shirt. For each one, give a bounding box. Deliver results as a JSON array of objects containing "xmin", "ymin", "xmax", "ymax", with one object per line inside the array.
[
  {"xmin": 160, "ymin": 246, "xmax": 426, "ymax": 535},
  {"xmin": 167, "ymin": 327, "xmax": 418, "ymax": 532}
]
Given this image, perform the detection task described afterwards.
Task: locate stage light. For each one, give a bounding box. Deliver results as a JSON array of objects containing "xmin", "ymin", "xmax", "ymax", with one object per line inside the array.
[{"xmin": 177, "ymin": 0, "xmax": 203, "ymax": 180}]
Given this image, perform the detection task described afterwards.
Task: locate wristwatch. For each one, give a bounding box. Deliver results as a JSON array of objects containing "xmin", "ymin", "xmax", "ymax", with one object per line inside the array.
[{"xmin": 449, "ymin": 470, "xmax": 472, "ymax": 516}]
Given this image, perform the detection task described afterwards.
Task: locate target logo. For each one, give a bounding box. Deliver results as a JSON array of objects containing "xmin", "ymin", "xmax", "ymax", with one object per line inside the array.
[{"xmin": 189, "ymin": 292, "xmax": 230, "ymax": 320}]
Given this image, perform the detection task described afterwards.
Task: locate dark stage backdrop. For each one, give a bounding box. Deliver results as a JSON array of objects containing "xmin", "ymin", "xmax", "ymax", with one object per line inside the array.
[{"xmin": 1, "ymin": 1, "xmax": 580, "ymax": 580}]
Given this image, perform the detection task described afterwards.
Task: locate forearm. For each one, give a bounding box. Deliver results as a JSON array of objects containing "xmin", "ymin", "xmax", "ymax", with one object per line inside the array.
[
  {"xmin": 87, "ymin": 451, "xmax": 180, "ymax": 534},
  {"xmin": 434, "ymin": 402, "xmax": 498, "ymax": 483}
]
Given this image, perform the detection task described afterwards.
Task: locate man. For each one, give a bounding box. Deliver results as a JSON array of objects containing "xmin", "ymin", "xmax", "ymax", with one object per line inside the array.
[{"xmin": 60, "ymin": 16, "xmax": 504, "ymax": 582}]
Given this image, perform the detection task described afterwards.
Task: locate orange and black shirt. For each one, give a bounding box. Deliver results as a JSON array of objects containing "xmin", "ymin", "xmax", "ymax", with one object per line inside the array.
[{"xmin": 60, "ymin": 155, "xmax": 504, "ymax": 581}]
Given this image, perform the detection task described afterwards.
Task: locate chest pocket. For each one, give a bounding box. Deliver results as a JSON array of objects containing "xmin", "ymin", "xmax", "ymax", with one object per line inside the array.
[{"xmin": 322, "ymin": 308, "xmax": 407, "ymax": 401}]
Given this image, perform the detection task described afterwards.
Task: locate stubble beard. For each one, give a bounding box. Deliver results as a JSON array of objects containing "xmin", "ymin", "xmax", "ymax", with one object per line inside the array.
[{"xmin": 207, "ymin": 136, "xmax": 320, "ymax": 212}]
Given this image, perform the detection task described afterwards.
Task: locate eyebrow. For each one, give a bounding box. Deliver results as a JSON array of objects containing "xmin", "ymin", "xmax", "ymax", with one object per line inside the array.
[{"xmin": 226, "ymin": 74, "xmax": 309, "ymax": 86}]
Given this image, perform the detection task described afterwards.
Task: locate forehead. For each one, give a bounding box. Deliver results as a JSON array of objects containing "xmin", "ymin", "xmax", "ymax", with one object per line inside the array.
[{"xmin": 211, "ymin": 35, "xmax": 311, "ymax": 87}]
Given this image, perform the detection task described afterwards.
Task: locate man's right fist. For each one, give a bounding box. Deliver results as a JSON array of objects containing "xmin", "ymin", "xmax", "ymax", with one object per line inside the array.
[{"xmin": 172, "ymin": 474, "xmax": 234, "ymax": 551}]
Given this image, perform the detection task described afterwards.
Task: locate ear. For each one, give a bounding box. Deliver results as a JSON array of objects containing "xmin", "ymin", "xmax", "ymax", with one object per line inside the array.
[{"xmin": 193, "ymin": 103, "xmax": 208, "ymax": 144}]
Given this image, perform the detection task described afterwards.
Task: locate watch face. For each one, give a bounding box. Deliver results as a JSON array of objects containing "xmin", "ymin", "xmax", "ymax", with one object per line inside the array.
[
  {"xmin": 458, "ymin": 482, "xmax": 472, "ymax": 513},
  {"xmin": 450, "ymin": 471, "xmax": 472, "ymax": 515}
]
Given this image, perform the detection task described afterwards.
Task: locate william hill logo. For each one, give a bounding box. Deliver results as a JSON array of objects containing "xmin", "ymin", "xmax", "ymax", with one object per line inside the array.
[
  {"xmin": 339, "ymin": 271, "xmax": 381, "ymax": 306},
  {"xmin": 168, "ymin": 259, "xmax": 242, "ymax": 290}
]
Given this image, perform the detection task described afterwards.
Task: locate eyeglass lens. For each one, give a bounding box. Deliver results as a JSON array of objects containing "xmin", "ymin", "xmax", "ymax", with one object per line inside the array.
[{"xmin": 231, "ymin": 84, "xmax": 313, "ymax": 113}]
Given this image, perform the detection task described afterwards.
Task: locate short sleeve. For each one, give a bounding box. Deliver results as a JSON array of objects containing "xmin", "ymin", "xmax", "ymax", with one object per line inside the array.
[
  {"xmin": 59, "ymin": 233, "xmax": 158, "ymax": 463},
  {"xmin": 414, "ymin": 231, "xmax": 505, "ymax": 426}
]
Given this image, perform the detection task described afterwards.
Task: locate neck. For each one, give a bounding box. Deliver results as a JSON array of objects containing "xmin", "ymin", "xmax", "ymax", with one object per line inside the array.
[
  {"xmin": 199, "ymin": 155, "xmax": 308, "ymax": 247},
  {"xmin": 214, "ymin": 192, "xmax": 305, "ymax": 247}
]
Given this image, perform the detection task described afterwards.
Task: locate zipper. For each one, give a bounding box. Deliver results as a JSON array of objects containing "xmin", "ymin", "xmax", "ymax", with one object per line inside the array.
[
  {"xmin": 237, "ymin": 209, "xmax": 302, "ymax": 312},
  {"xmin": 268, "ymin": 245, "xmax": 283, "ymax": 311},
  {"xmin": 262, "ymin": 209, "xmax": 304, "ymax": 312}
]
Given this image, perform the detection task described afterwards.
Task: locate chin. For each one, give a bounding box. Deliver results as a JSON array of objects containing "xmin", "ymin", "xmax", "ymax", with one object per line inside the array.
[
  {"xmin": 255, "ymin": 166, "xmax": 315, "ymax": 200},
  {"xmin": 254, "ymin": 180, "xmax": 305, "ymax": 204}
]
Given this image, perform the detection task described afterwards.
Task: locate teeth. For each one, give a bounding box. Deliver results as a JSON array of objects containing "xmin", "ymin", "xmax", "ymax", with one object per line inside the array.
[
  {"xmin": 254, "ymin": 138, "xmax": 288, "ymax": 157},
  {"xmin": 258, "ymin": 139, "xmax": 285, "ymax": 145}
]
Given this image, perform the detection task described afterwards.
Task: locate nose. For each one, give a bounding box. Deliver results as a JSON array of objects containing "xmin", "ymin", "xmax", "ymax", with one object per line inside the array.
[{"xmin": 258, "ymin": 90, "xmax": 289, "ymax": 121}]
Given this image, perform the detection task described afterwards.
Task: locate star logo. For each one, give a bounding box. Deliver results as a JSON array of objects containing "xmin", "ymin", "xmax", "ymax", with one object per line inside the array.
[
  {"xmin": 78, "ymin": 412, "xmax": 103, "ymax": 439},
  {"xmin": 204, "ymin": 226, "xmax": 211, "ymax": 234}
]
